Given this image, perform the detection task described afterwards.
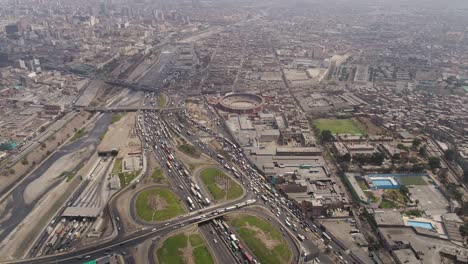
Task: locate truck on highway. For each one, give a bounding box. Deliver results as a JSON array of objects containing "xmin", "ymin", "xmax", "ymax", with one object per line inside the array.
[
  {"xmin": 246, "ymin": 199, "xmax": 256, "ymax": 205},
  {"xmin": 261, "ymin": 195, "xmax": 269, "ymax": 202},
  {"xmin": 322, "ymin": 232, "xmax": 331, "ymax": 242},
  {"xmin": 204, "ymin": 198, "xmax": 211, "ymax": 205},
  {"xmin": 187, "ymin": 197, "xmax": 194, "ymax": 207},
  {"xmin": 231, "ymin": 241, "xmax": 239, "ymax": 251},
  {"xmin": 243, "ymin": 252, "xmax": 254, "ymax": 263},
  {"xmin": 229, "ymin": 234, "xmax": 238, "ymax": 242},
  {"xmin": 225, "ymin": 206, "xmax": 236, "ymax": 211},
  {"xmin": 222, "ymin": 221, "xmax": 230, "ymax": 231},
  {"xmin": 297, "ymin": 234, "xmax": 306, "ymax": 241}
]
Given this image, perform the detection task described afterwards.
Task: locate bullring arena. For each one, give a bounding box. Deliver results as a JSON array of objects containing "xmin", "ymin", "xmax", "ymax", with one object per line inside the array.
[{"xmin": 214, "ymin": 93, "xmax": 265, "ymax": 114}]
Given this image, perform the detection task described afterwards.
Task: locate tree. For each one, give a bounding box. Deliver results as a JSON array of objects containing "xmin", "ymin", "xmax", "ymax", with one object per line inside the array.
[
  {"xmin": 371, "ymin": 152, "xmax": 385, "ymax": 165},
  {"xmin": 400, "ymin": 185, "xmax": 409, "ymax": 196},
  {"xmin": 411, "ymin": 163, "xmax": 425, "ymax": 173},
  {"xmin": 321, "ymin": 130, "xmax": 334, "ymax": 142},
  {"xmin": 444, "ymin": 149, "xmax": 455, "ymax": 162},
  {"xmin": 338, "ymin": 153, "xmax": 351, "ymax": 163},
  {"xmin": 8, "ymin": 169, "xmax": 15, "ymax": 175},
  {"xmin": 21, "ymin": 157, "xmax": 29, "ymax": 165},
  {"xmin": 418, "ymin": 146, "xmax": 427, "ymax": 157},
  {"xmin": 428, "ymin": 157, "xmax": 441, "ymax": 170},
  {"xmin": 460, "ymin": 222, "xmax": 468, "ymax": 237},
  {"xmin": 412, "ymin": 138, "xmax": 422, "ymax": 148}
]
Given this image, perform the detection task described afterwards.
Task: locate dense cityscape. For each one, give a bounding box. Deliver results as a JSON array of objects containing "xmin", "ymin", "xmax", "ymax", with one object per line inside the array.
[{"xmin": 0, "ymin": 0, "xmax": 467, "ymax": 263}]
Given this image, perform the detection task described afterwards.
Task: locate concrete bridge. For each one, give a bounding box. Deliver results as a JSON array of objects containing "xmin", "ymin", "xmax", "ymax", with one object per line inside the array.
[
  {"xmin": 104, "ymin": 79, "xmax": 161, "ymax": 92},
  {"xmin": 80, "ymin": 106, "xmax": 184, "ymax": 113}
]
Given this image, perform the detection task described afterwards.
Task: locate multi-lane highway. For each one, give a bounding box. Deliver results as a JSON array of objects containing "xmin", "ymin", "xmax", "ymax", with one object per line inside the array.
[{"xmin": 2, "ymin": 90, "xmax": 363, "ymax": 264}]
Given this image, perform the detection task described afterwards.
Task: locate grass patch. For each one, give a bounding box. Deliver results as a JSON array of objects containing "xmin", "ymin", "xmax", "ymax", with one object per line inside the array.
[
  {"xmin": 136, "ymin": 187, "xmax": 185, "ymax": 222},
  {"xmin": 157, "ymin": 234, "xmax": 187, "ymax": 264},
  {"xmin": 152, "ymin": 167, "xmax": 166, "ymax": 183},
  {"xmin": 118, "ymin": 170, "xmax": 140, "ymax": 187},
  {"xmin": 364, "ymin": 190, "xmax": 378, "ymax": 203},
  {"xmin": 379, "ymin": 199, "xmax": 397, "ymax": 209},
  {"xmin": 70, "ymin": 128, "xmax": 87, "ymax": 142},
  {"xmin": 200, "ymin": 168, "xmax": 243, "ymax": 201},
  {"xmin": 193, "ymin": 246, "xmax": 214, "ymax": 264},
  {"xmin": 113, "ymin": 158, "xmax": 123, "ymax": 174},
  {"xmin": 230, "ymin": 215, "xmax": 291, "ymax": 264},
  {"xmin": 383, "ymin": 189, "xmax": 409, "ymax": 205},
  {"xmin": 60, "ymin": 171, "xmax": 75, "ymax": 182},
  {"xmin": 178, "ymin": 144, "xmax": 201, "ymax": 158},
  {"xmin": 111, "ymin": 113, "xmax": 126, "ymax": 124},
  {"xmin": 189, "ymin": 234, "xmax": 204, "ymax": 247},
  {"xmin": 403, "ymin": 209, "xmax": 425, "ymax": 217},
  {"xmin": 158, "ymin": 93, "xmax": 168, "ymax": 108},
  {"xmin": 113, "ymin": 158, "xmax": 139, "ymax": 187},
  {"xmin": 314, "ymin": 118, "xmax": 363, "ymax": 135},
  {"xmin": 395, "ymin": 176, "xmax": 427, "ymax": 186},
  {"xmin": 357, "ymin": 179, "xmax": 369, "ymax": 190}
]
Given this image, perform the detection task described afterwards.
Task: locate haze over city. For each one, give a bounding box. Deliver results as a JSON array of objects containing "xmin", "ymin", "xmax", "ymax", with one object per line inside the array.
[{"xmin": 0, "ymin": 0, "xmax": 467, "ymax": 264}]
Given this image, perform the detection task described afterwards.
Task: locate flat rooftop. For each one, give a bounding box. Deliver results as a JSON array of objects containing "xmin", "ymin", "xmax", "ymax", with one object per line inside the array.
[{"xmin": 62, "ymin": 207, "xmax": 101, "ymax": 218}]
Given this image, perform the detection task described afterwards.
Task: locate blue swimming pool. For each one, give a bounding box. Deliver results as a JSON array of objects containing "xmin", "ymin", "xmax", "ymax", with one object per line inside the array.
[
  {"xmin": 372, "ymin": 179, "xmax": 393, "ymax": 186},
  {"xmin": 407, "ymin": 220, "xmax": 434, "ymax": 230}
]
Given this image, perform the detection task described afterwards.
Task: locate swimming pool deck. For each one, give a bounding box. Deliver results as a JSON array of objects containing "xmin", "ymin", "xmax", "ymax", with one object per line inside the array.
[{"xmin": 403, "ymin": 216, "xmax": 445, "ymax": 235}]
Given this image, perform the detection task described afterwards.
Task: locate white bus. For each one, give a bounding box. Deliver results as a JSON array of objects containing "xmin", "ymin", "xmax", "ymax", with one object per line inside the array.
[{"xmin": 187, "ymin": 197, "xmax": 194, "ymax": 207}]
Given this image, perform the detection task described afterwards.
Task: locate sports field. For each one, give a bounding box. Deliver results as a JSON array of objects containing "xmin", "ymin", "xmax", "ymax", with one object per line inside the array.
[
  {"xmin": 229, "ymin": 214, "xmax": 292, "ymax": 264},
  {"xmin": 157, "ymin": 233, "xmax": 214, "ymax": 264},
  {"xmin": 135, "ymin": 188, "xmax": 185, "ymax": 222},
  {"xmin": 200, "ymin": 168, "xmax": 243, "ymax": 201},
  {"xmin": 314, "ymin": 118, "xmax": 364, "ymax": 135},
  {"xmin": 395, "ymin": 176, "xmax": 427, "ymax": 186}
]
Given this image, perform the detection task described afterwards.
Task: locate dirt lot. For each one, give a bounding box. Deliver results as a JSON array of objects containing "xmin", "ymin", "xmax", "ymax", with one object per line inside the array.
[
  {"xmin": 98, "ymin": 112, "xmax": 140, "ymax": 159},
  {"xmin": 353, "ymin": 117, "xmax": 385, "ymax": 135},
  {"xmin": 186, "ymin": 100, "xmax": 210, "ymax": 124},
  {"xmin": 0, "ymin": 111, "xmax": 92, "ymax": 193}
]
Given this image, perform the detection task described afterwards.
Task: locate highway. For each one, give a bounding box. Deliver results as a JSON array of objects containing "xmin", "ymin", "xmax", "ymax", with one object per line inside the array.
[
  {"xmin": 1, "ymin": 41, "xmax": 366, "ymax": 263},
  {"xmin": 0, "ymin": 93, "xmax": 364, "ymax": 264},
  {"xmin": 161, "ymin": 108, "xmax": 359, "ymax": 264}
]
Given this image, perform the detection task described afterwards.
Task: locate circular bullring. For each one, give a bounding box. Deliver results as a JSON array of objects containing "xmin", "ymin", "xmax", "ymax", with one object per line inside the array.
[{"xmin": 217, "ymin": 93, "xmax": 265, "ymax": 114}]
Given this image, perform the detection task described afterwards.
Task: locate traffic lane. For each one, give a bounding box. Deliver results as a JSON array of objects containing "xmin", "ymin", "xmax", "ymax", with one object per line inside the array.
[
  {"xmin": 175, "ymin": 113, "xmax": 355, "ymax": 263},
  {"xmin": 259, "ymin": 200, "xmax": 334, "ymax": 264},
  {"xmin": 15, "ymin": 212, "xmax": 214, "ymax": 264},
  {"xmin": 199, "ymin": 223, "xmax": 239, "ymax": 264},
  {"xmin": 143, "ymin": 113, "xmax": 343, "ymax": 262}
]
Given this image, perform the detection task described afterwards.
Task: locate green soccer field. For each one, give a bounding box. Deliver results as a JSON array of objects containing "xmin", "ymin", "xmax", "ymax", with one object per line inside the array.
[{"xmin": 314, "ymin": 118, "xmax": 364, "ymax": 135}]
